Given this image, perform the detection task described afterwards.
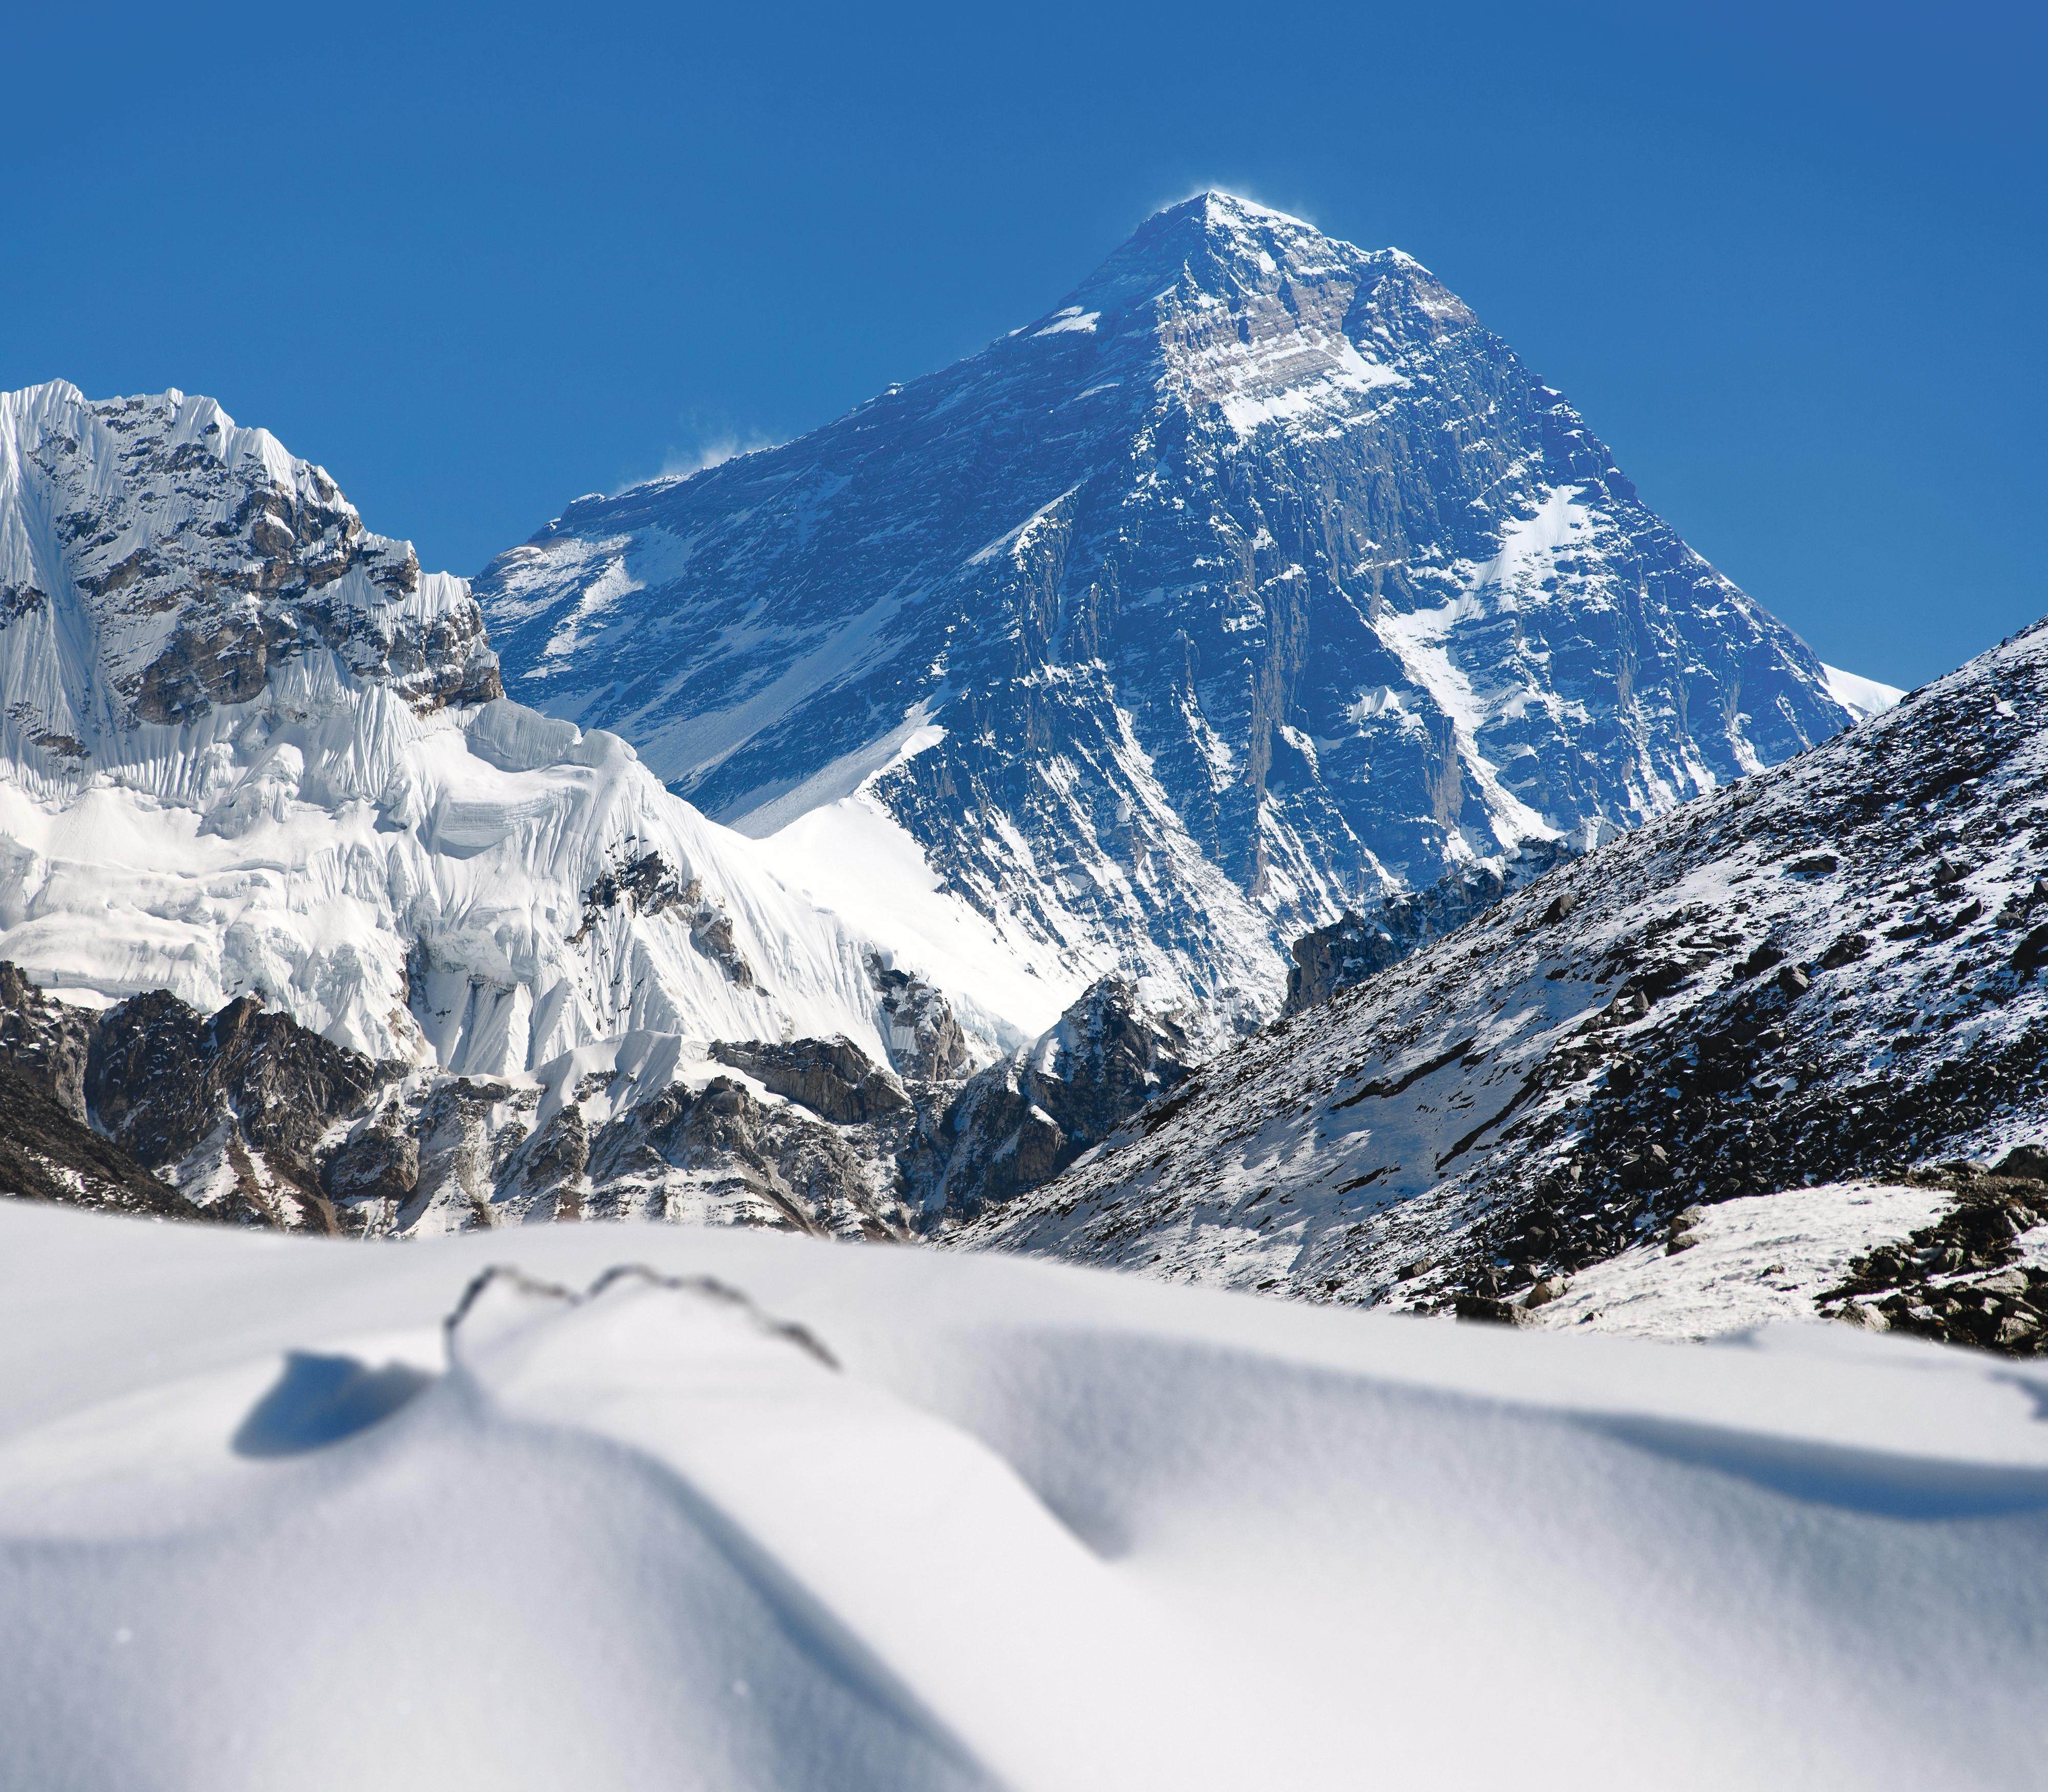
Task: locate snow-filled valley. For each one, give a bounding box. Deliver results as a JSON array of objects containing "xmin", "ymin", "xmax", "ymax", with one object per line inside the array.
[{"xmin": 5, "ymin": 1201, "xmax": 2046, "ymax": 1792}]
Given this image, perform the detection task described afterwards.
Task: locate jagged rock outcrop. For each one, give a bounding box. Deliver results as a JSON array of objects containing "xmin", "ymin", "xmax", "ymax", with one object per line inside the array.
[
  {"xmin": 0, "ymin": 383, "xmax": 498, "ymax": 783},
  {"xmin": 0, "ymin": 959, "xmax": 930, "ymax": 1239},
  {"xmin": 958, "ymin": 616, "xmax": 2048, "ymax": 1355},
  {"xmin": 1284, "ymin": 837, "xmax": 1580, "ymax": 1012},
  {"xmin": 708, "ymin": 1038, "xmax": 910, "ymax": 1126},
  {"xmin": 911, "ymin": 977, "xmax": 1192, "ymax": 1220},
  {"xmin": 481, "ymin": 191, "xmax": 1855, "ymax": 1039},
  {"xmin": 867, "ymin": 958, "xmax": 971, "ymax": 1083},
  {"xmin": 87, "ymin": 990, "xmax": 392, "ymax": 1222}
]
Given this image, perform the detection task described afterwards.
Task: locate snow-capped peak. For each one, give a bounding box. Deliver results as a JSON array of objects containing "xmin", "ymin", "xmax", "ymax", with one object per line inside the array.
[
  {"xmin": 1821, "ymin": 662, "xmax": 1907, "ymax": 722},
  {"xmin": 477, "ymin": 201, "xmax": 1858, "ymax": 1062},
  {"xmin": 0, "ymin": 383, "xmax": 1020, "ymax": 1237}
]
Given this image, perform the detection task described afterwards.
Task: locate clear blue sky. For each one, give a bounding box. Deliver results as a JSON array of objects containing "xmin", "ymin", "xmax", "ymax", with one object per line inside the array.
[{"xmin": 4, "ymin": 2, "xmax": 2039, "ymax": 688}]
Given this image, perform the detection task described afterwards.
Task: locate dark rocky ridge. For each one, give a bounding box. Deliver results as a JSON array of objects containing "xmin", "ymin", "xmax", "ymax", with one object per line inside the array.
[
  {"xmin": 0, "ymin": 958, "xmax": 1189, "ymax": 1240},
  {"xmin": 1285, "ymin": 838, "xmax": 1580, "ymax": 1012},
  {"xmin": 910, "ymin": 977, "xmax": 1194, "ymax": 1221},
  {"xmin": 0, "ymin": 1058, "xmax": 193, "ymax": 1220}
]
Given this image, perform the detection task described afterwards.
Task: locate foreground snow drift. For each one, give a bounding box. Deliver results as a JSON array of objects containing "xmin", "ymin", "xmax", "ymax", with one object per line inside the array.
[{"xmin": 2, "ymin": 1206, "xmax": 2045, "ymax": 1790}]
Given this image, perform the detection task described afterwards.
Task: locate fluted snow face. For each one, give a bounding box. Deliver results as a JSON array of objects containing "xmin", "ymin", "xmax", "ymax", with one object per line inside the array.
[
  {"xmin": 480, "ymin": 192, "xmax": 1854, "ymax": 1036},
  {"xmin": 0, "ymin": 385, "xmax": 946, "ymax": 1079}
]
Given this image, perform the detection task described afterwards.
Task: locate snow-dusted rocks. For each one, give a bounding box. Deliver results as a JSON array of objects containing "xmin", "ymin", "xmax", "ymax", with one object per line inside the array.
[
  {"xmin": 480, "ymin": 192, "xmax": 1856, "ymax": 1033},
  {"xmin": 958, "ymin": 615, "xmax": 2048, "ymax": 1354},
  {"xmin": 907, "ymin": 975, "xmax": 1195, "ymax": 1221},
  {"xmin": 0, "ymin": 381, "xmax": 1002, "ymax": 1236}
]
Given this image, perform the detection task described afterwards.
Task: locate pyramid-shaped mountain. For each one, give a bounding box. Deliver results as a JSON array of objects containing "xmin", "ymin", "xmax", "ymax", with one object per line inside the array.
[{"xmin": 479, "ymin": 193, "xmax": 1854, "ymax": 1032}]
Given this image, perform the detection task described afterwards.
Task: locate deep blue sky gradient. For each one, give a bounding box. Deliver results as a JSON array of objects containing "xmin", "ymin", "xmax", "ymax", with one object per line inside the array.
[{"xmin": 4, "ymin": 1, "xmax": 2040, "ymax": 687}]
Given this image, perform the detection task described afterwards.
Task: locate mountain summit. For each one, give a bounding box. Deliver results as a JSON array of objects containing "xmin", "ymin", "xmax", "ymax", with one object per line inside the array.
[{"xmin": 478, "ymin": 195, "xmax": 1857, "ymax": 1036}]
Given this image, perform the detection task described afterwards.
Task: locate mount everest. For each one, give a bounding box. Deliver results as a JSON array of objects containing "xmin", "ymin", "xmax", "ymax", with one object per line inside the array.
[{"xmin": 479, "ymin": 191, "xmax": 1860, "ymax": 1031}]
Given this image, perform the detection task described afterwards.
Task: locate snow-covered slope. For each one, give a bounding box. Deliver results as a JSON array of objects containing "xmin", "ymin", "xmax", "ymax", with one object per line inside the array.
[
  {"xmin": 1823, "ymin": 661, "xmax": 1907, "ymax": 721},
  {"xmin": 4, "ymin": 1202, "xmax": 2045, "ymax": 1792},
  {"xmin": 962, "ymin": 614, "xmax": 2048, "ymax": 1353},
  {"xmin": 0, "ymin": 382, "xmax": 1001, "ymax": 1234},
  {"xmin": 480, "ymin": 191, "xmax": 1859, "ymax": 1037}
]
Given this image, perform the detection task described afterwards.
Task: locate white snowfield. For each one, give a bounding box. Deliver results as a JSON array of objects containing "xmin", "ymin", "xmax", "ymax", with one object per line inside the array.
[
  {"xmin": 0, "ymin": 673, "xmax": 908, "ymax": 1073},
  {"xmin": 1531, "ymin": 1182, "xmax": 1955, "ymax": 1339},
  {"xmin": 3, "ymin": 1203, "xmax": 2045, "ymax": 1791}
]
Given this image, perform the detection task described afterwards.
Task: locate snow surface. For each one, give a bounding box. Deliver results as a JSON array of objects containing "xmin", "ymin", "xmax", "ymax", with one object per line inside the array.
[
  {"xmin": 1822, "ymin": 661, "xmax": 1907, "ymax": 720},
  {"xmin": 754, "ymin": 790, "xmax": 1080, "ymax": 1043},
  {"xmin": 1534, "ymin": 1183, "xmax": 1954, "ymax": 1340},
  {"xmin": 3, "ymin": 1201, "xmax": 2046, "ymax": 1790}
]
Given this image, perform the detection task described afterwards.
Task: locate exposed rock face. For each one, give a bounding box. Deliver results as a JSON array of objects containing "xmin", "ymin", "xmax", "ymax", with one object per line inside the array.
[
  {"xmin": 0, "ymin": 961, "xmax": 927, "ymax": 1240},
  {"xmin": 709, "ymin": 1038, "xmax": 910, "ymax": 1126},
  {"xmin": 0, "ymin": 959, "xmax": 95, "ymax": 1118},
  {"xmin": 912, "ymin": 977, "xmax": 1193, "ymax": 1220},
  {"xmin": 0, "ymin": 382, "xmax": 498, "ymax": 784},
  {"xmin": 1284, "ymin": 838, "xmax": 1580, "ymax": 1012},
  {"xmin": 0, "ymin": 1058, "xmax": 191, "ymax": 1219},
  {"xmin": 86, "ymin": 991, "xmax": 391, "ymax": 1218},
  {"xmin": 481, "ymin": 191, "xmax": 1852, "ymax": 1033},
  {"xmin": 867, "ymin": 958, "xmax": 971, "ymax": 1083},
  {"xmin": 0, "ymin": 966, "xmax": 388, "ymax": 1229},
  {"xmin": 957, "ymin": 615, "xmax": 2048, "ymax": 1355}
]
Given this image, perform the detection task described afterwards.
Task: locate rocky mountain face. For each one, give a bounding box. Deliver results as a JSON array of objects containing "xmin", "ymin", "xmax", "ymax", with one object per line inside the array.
[
  {"xmin": 0, "ymin": 964, "xmax": 188, "ymax": 1219},
  {"xmin": 1284, "ymin": 837, "xmax": 1577, "ymax": 1012},
  {"xmin": 0, "ymin": 383, "xmax": 498, "ymax": 783},
  {"xmin": 908, "ymin": 976, "xmax": 1194, "ymax": 1222},
  {"xmin": 0, "ymin": 925, "xmax": 943, "ymax": 1243},
  {"xmin": 479, "ymin": 191, "xmax": 1853, "ymax": 1038},
  {"xmin": 959, "ymin": 616, "xmax": 2048, "ymax": 1355}
]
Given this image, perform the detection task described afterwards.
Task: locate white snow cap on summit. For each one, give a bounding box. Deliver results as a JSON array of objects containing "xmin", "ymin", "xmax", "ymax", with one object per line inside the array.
[{"xmin": 1186, "ymin": 188, "xmax": 1315, "ymax": 229}]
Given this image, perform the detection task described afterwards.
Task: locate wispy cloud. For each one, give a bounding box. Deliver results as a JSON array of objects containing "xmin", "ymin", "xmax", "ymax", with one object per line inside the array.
[{"xmin": 655, "ymin": 426, "xmax": 784, "ymax": 481}]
